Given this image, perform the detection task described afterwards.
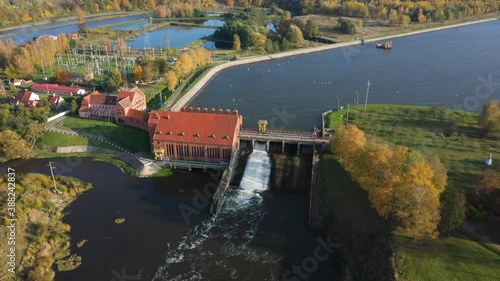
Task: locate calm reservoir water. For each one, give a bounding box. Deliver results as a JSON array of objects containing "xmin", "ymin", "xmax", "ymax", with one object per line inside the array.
[
  {"xmin": 1, "ymin": 14, "xmax": 149, "ymax": 44},
  {"xmin": 189, "ymin": 20, "xmax": 500, "ymax": 130},
  {"xmin": 1, "ymin": 157, "xmax": 335, "ymax": 280},
  {"xmin": 126, "ymin": 25, "xmax": 217, "ymax": 50}
]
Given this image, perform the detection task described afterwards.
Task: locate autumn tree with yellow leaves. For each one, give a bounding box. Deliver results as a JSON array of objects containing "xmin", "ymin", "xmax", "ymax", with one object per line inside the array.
[{"xmin": 331, "ymin": 124, "xmax": 447, "ymax": 239}]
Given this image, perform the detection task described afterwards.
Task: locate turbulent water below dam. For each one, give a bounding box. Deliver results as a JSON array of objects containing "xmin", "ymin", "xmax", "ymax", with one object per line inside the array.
[{"xmin": 151, "ymin": 143, "xmax": 281, "ymax": 280}]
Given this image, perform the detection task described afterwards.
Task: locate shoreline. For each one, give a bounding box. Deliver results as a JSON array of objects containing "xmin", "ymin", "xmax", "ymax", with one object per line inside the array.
[
  {"xmin": 171, "ymin": 16, "xmax": 498, "ymax": 111},
  {"xmin": 0, "ymin": 11, "xmax": 149, "ymax": 39}
]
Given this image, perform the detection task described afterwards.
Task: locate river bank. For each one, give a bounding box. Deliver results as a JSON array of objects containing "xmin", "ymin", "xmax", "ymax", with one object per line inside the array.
[
  {"xmin": 171, "ymin": 16, "xmax": 498, "ymax": 111},
  {"xmin": 0, "ymin": 173, "xmax": 92, "ymax": 280},
  {"xmin": 0, "ymin": 11, "xmax": 149, "ymax": 34}
]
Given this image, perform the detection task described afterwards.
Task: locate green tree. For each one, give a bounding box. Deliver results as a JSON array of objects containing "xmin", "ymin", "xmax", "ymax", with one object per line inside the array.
[
  {"xmin": 111, "ymin": 68, "xmax": 123, "ymax": 87},
  {"xmin": 70, "ymin": 100, "xmax": 78, "ymax": 114},
  {"xmin": 0, "ymin": 130, "xmax": 33, "ymax": 159},
  {"xmin": 265, "ymin": 39, "xmax": 274, "ymax": 53},
  {"xmin": 479, "ymin": 100, "xmax": 500, "ymax": 137},
  {"xmin": 338, "ymin": 18, "xmax": 357, "ymax": 35},
  {"xmin": 233, "ymin": 34, "xmax": 241, "ymax": 51},
  {"xmin": 439, "ymin": 185, "xmax": 466, "ymax": 236},
  {"xmin": 287, "ymin": 25, "xmax": 304, "ymax": 45},
  {"xmin": 304, "ymin": 20, "xmax": 319, "ymax": 39},
  {"xmin": 21, "ymin": 122, "xmax": 45, "ymax": 147},
  {"xmin": 155, "ymin": 58, "xmax": 167, "ymax": 75}
]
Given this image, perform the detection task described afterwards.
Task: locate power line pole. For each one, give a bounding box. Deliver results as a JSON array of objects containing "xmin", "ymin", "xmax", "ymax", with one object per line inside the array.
[
  {"xmin": 47, "ymin": 162, "xmax": 60, "ymax": 193},
  {"xmin": 364, "ymin": 80, "xmax": 371, "ymax": 113},
  {"xmin": 337, "ymin": 96, "xmax": 340, "ymax": 111}
]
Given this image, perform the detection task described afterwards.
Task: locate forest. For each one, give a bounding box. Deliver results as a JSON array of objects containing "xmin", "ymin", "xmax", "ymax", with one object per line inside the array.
[{"xmin": 1, "ymin": 0, "xmax": 498, "ymax": 27}]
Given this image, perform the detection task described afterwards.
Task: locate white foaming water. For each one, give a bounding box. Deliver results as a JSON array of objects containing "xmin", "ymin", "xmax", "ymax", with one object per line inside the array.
[{"xmin": 152, "ymin": 147, "xmax": 281, "ymax": 280}]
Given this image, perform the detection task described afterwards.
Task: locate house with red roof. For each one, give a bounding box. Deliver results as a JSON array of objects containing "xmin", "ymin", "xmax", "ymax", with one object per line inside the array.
[
  {"xmin": 31, "ymin": 84, "xmax": 85, "ymax": 96},
  {"xmin": 10, "ymin": 91, "xmax": 40, "ymax": 107},
  {"xmin": 79, "ymin": 91, "xmax": 117, "ymax": 118},
  {"xmin": 47, "ymin": 94, "xmax": 67, "ymax": 109},
  {"xmin": 115, "ymin": 87, "xmax": 147, "ymax": 130},
  {"xmin": 148, "ymin": 107, "xmax": 243, "ymax": 162},
  {"xmin": 78, "ymin": 86, "xmax": 148, "ymax": 129}
]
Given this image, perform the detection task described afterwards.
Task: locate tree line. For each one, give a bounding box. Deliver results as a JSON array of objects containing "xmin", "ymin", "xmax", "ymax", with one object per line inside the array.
[
  {"xmin": 164, "ymin": 47, "xmax": 211, "ymax": 91},
  {"xmin": 0, "ymin": 0, "xmax": 216, "ymax": 27},
  {"xmin": 0, "ymin": 36, "xmax": 69, "ymax": 78},
  {"xmin": 331, "ymin": 124, "xmax": 465, "ymax": 239},
  {"xmin": 214, "ymin": 7, "xmax": 319, "ymax": 54}
]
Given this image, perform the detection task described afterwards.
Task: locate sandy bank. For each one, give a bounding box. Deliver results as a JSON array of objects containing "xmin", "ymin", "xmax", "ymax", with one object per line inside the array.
[{"xmin": 171, "ymin": 17, "xmax": 498, "ymax": 111}]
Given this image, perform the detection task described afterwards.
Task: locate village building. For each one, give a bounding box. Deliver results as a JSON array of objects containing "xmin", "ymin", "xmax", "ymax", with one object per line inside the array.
[
  {"xmin": 31, "ymin": 84, "xmax": 85, "ymax": 96},
  {"xmin": 10, "ymin": 91, "xmax": 40, "ymax": 107},
  {"xmin": 79, "ymin": 91, "xmax": 117, "ymax": 119},
  {"xmin": 78, "ymin": 87, "xmax": 148, "ymax": 129},
  {"xmin": 115, "ymin": 87, "xmax": 148, "ymax": 130},
  {"xmin": 147, "ymin": 107, "xmax": 243, "ymax": 163},
  {"xmin": 11, "ymin": 79, "xmax": 33, "ymax": 86},
  {"xmin": 47, "ymin": 94, "xmax": 67, "ymax": 109}
]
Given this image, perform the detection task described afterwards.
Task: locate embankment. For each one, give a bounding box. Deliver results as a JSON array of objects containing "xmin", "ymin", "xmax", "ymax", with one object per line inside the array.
[{"xmin": 171, "ymin": 17, "xmax": 498, "ymax": 111}]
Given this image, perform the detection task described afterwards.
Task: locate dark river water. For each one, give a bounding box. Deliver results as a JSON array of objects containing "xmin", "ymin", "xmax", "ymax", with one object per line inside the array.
[
  {"xmin": 189, "ymin": 20, "xmax": 500, "ymax": 130},
  {"xmin": 1, "ymin": 157, "xmax": 335, "ymax": 281}
]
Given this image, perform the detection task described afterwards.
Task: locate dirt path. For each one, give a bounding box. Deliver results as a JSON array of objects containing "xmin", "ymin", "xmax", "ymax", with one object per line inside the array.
[{"xmin": 462, "ymin": 222, "xmax": 500, "ymax": 251}]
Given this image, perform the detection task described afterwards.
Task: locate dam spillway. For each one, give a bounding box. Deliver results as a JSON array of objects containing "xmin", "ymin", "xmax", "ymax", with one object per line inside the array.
[{"xmin": 152, "ymin": 144, "xmax": 276, "ymax": 280}]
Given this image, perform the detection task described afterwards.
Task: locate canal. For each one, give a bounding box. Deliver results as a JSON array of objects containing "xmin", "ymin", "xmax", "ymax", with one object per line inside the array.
[{"xmin": 189, "ymin": 20, "xmax": 500, "ymax": 130}]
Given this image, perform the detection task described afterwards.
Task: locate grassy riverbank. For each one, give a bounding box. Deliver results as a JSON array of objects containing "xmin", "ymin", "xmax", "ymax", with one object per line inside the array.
[
  {"xmin": 0, "ymin": 174, "xmax": 92, "ymax": 280},
  {"xmin": 320, "ymin": 154, "xmax": 500, "ymax": 280},
  {"xmin": 324, "ymin": 104, "xmax": 499, "ymax": 191}
]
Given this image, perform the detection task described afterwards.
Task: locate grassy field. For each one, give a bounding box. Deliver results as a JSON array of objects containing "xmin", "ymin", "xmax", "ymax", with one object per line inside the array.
[
  {"xmin": 324, "ymin": 104, "xmax": 500, "ymax": 191},
  {"xmin": 55, "ymin": 116, "xmax": 150, "ymax": 152},
  {"xmin": 39, "ymin": 131, "xmax": 120, "ymax": 151},
  {"xmin": 394, "ymin": 233, "xmax": 500, "ymax": 281}
]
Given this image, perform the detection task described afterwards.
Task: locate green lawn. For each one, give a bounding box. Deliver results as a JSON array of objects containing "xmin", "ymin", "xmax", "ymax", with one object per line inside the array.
[
  {"xmin": 324, "ymin": 104, "xmax": 500, "ymax": 191},
  {"xmin": 39, "ymin": 131, "xmax": 119, "ymax": 151},
  {"xmin": 395, "ymin": 233, "xmax": 500, "ymax": 281},
  {"xmin": 55, "ymin": 116, "xmax": 150, "ymax": 152}
]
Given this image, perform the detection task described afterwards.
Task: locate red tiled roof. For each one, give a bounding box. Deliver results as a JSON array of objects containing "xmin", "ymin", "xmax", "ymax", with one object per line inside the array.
[
  {"xmin": 79, "ymin": 91, "xmax": 117, "ymax": 112},
  {"xmin": 126, "ymin": 109, "xmax": 148, "ymax": 122},
  {"xmin": 31, "ymin": 84, "xmax": 83, "ymax": 94},
  {"xmin": 48, "ymin": 95, "xmax": 62, "ymax": 103},
  {"xmin": 10, "ymin": 91, "xmax": 38, "ymax": 106},
  {"xmin": 118, "ymin": 87, "xmax": 145, "ymax": 105},
  {"xmin": 148, "ymin": 110, "xmax": 241, "ymax": 146}
]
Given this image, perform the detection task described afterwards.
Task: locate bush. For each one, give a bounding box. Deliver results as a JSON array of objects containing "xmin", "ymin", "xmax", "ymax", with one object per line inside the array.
[{"xmin": 338, "ymin": 18, "xmax": 357, "ymax": 34}]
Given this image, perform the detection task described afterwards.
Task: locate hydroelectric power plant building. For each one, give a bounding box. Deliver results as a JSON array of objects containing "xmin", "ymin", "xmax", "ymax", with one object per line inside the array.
[{"xmin": 148, "ymin": 107, "xmax": 243, "ymax": 163}]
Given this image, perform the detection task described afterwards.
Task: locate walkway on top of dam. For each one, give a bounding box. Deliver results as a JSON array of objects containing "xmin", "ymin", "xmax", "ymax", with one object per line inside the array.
[{"xmin": 239, "ymin": 128, "xmax": 330, "ymax": 144}]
